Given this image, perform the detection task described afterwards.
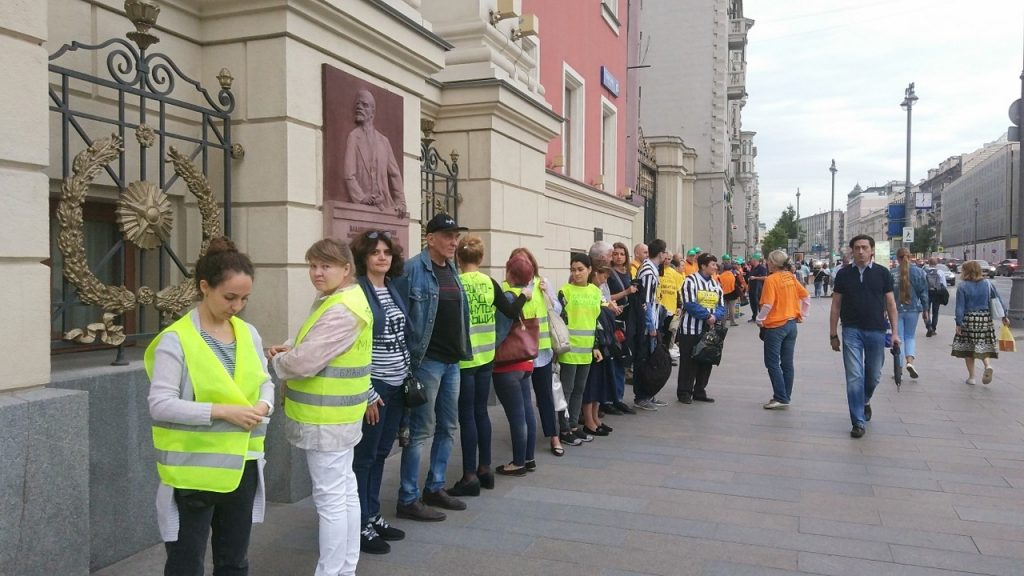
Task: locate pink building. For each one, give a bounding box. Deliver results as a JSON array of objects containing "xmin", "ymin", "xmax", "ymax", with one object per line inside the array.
[{"xmin": 525, "ymin": 0, "xmax": 629, "ymax": 197}]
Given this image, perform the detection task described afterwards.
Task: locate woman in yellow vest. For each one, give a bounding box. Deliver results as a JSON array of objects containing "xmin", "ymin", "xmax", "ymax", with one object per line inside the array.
[
  {"xmin": 268, "ymin": 238, "xmax": 377, "ymax": 576},
  {"xmin": 448, "ymin": 235, "xmax": 530, "ymax": 496},
  {"xmin": 557, "ymin": 253, "xmax": 605, "ymax": 447},
  {"xmin": 146, "ymin": 236, "xmax": 273, "ymax": 575},
  {"xmin": 509, "ymin": 247, "xmax": 567, "ymax": 456}
]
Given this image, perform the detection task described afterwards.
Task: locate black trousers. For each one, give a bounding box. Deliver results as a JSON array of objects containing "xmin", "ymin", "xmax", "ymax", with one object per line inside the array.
[
  {"xmin": 165, "ymin": 460, "xmax": 258, "ymax": 576},
  {"xmin": 676, "ymin": 333, "xmax": 713, "ymax": 400},
  {"xmin": 928, "ymin": 300, "xmax": 942, "ymax": 332}
]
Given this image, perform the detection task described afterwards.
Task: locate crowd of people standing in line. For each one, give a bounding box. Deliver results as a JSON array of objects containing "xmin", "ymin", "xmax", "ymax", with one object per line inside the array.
[{"xmin": 144, "ymin": 220, "xmax": 1012, "ymax": 576}]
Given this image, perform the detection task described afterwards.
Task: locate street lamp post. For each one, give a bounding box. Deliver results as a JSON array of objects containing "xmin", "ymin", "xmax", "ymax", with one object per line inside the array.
[
  {"xmin": 901, "ymin": 82, "xmax": 919, "ymax": 250},
  {"xmin": 1010, "ymin": 43, "xmax": 1024, "ymax": 326},
  {"xmin": 829, "ymin": 159, "xmax": 837, "ymax": 262},
  {"xmin": 795, "ymin": 187, "xmax": 802, "ymax": 252}
]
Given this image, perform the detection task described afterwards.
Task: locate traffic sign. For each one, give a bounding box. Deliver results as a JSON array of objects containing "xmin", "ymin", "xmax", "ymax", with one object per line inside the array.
[{"xmin": 902, "ymin": 227, "xmax": 914, "ymax": 243}]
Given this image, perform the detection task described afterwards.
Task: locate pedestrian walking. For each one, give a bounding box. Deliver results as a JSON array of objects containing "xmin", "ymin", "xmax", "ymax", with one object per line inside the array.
[
  {"xmin": 676, "ymin": 252, "xmax": 726, "ymax": 404},
  {"xmin": 757, "ymin": 250, "xmax": 810, "ymax": 409},
  {"xmin": 923, "ymin": 257, "xmax": 949, "ymax": 337},
  {"xmin": 891, "ymin": 248, "xmax": 929, "ymax": 379},
  {"xmin": 829, "ymin": 235, "xmax": 900, "ymax": 439},
  {"xmin": 270, "ymin": 238, "xmax": 377, "ymax": 576},
  {"xmin": 813, "ymin": 265, "xmax": 829, "ymax": 298},
  {"xmin": 350, "ymin": 230, "xmax": 410, "ymax": 555},
  {"xmin": 146, "ymin": 237, "xmax": 273, "ymax": 576},
  {"xmin": 746, "ymin": 253, "xmax": 767, "ymax": 321},
  {"xmin": 952, "ymin": 260, "xmax": 1010, "ymax": 385}
]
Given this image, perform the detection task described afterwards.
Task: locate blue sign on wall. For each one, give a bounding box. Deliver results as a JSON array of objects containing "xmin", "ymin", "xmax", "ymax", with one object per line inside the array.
[
  {"xmin": 600, "ymin": 66, "xmax": 620, "ymax": 97},
  {"xmin": 887, "ymin": 203, "xmax": 905, "ymax": 238}
]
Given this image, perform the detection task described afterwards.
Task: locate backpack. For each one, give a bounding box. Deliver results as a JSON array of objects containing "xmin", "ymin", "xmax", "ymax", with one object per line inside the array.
[{"xmin": 925, "ymin": 267, "xmax": 942, "ymax": 292}]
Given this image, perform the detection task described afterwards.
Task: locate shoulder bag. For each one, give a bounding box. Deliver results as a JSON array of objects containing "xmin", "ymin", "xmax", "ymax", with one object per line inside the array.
[
  {"xmin": 495, "ymin": 315, "xmax": 540, "ymax": 364},
  {"xmin": 401, "ymin": 372, "xmax": 427, "ymax": 408},
  {"xmin": 542, "ymin": 289, "xmax": 572, "ymax": 355}
]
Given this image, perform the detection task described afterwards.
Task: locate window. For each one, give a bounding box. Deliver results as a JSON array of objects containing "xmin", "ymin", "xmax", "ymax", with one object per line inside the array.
[
  {"xmin": 562, "ymin": 64, "xmax": 585, "ymax": 180},
  {"xmin": 601, "ymin": 0, "xmax": 620, "ymax": 33},
  {"xmin": 600, "ymin": 97, "xmax": 617, "ymax": 192}
]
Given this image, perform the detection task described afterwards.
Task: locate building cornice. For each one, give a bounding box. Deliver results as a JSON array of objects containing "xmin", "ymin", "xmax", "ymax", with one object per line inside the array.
[{"xmin": 545, "ymin": 171, "xmax": 640, "ymax": 217}]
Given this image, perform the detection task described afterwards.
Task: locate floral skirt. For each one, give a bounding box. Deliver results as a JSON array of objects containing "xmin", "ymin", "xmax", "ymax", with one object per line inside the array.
[{"xmin": 951, "ymin": 310, "xmax": 999, "ymax": 359}]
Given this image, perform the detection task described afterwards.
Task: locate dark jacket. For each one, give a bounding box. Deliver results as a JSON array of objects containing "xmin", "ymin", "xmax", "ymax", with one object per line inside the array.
[
  {"xmin": 393, "ymin": 249, "xmax": 472, "ymax": 368},
  {"xmin": 357, "ymin": 275, "xmax": 411, "ymax": 343}
]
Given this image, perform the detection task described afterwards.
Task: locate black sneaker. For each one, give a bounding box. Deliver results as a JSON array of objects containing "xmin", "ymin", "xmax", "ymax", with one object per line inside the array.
[
  {"xmin": 613, "ymin": 401, "xmax": 636, "ymax": 415},
  {"xmin": 851, "ymin": 425, "xmax": 866, "ymax": 439},
  {"xmin": 360, "ymin": 523, "xmax": 391, "ymax": 554},
  {"xmin": 371, "ymin": 515, "xmax": 405, "ymax": 541},
  {"xmin": 864, "ymin": 404, "xmax": 872, "ymax": 422},
  {"xmin": 559, "ymin": 432, "xmax": 583, "ymax": 446},
  {"xmin": 573, "ymin": 428, "xmax": 594, "ymax": 442},
  {"xmin": 446, "ymin": 477, "xmax": 480, "ymax": 497},
  {"xmin": 602, "ymin": 403, "xmax": 623, "ymax": 415}
]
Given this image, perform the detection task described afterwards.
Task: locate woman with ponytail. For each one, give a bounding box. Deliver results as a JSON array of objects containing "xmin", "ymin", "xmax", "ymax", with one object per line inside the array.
[
  {"xmin": 146, "ymin": 236, "xmax": 273, "ymax": 575},
  {"xmin": 891, "ymin": 248, "xmax": 930, "ymax": 378}
]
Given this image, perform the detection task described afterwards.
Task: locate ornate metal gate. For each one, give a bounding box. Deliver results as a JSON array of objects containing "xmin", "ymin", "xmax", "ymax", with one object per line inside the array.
[
  {"xmin": 637, "ymin": 129, "xmax": 658, "ymax": 241},
  {"xmin": 419, "ymin": 120, "xmax": 460, "ymax": 246},
  {"xmin": 48, "ymin": 1, "xmax": 239, "ymax": 362}
]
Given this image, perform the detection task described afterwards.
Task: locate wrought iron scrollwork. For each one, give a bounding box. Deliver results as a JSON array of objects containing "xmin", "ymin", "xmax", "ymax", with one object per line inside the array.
[{"xmin": 420, "ymin": 121, "xmax": 461, "ymax": 246}]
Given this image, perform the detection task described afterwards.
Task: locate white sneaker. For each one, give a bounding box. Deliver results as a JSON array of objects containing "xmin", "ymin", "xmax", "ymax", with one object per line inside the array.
[
  {"xmin": 763, "ymin": 399, "xmax": 789, "ymax": 410},
  {"xmin": 651, "ymin": 397, "xmax": 669, "ymax": 407},
  {"xmin": 906, "ymin": 364, "xmax": 919, "ymax": 379},
  {"xmin": 633, "ymin": 399, "xmax": 658, "ymax": 411},
  {"xmin": 982, "ymin": 367, "xmax": 993, "ymax": 385},
  {"xmin": 965, "ymin": 378, "xmax": 976, "ymax": 386}
]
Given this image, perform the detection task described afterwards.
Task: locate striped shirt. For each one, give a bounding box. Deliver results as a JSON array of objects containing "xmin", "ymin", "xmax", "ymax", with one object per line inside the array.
[
  {"xmin": 372, "ymin": 286, "xmax": 410, "ymax": 385},
  {"xmin": 679, "ymin": 273, "xmax": 724, "ymax": 335},
  {"xmin": 199, "ymin": 329, "xmax": 236, "ymax": 375},
  {"xmin": 636, "ymin": 259, "xmax": 661, "ymax": 332}
]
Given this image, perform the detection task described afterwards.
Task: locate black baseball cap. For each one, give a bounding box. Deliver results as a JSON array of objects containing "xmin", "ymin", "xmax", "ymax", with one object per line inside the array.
[{"xmin": 425, "ymin": 213, "xmax": 468, "ymax": 234}]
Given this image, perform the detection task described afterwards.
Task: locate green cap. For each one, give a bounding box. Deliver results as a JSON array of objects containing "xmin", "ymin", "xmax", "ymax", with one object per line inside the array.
[
  {"xmin": 722, "ymin": 253, "xmax": 732, "ymax": 261},
  {"xmin": 686, "ymin": 248, "xmax": 699, "ymax": 256},
  {"xmin": 752, "ymin": 252, "xmax": 762, "ymax": 259},
  {"xmin": 736, "ymin": 258, "xmax": 745, "ymax": 265}
]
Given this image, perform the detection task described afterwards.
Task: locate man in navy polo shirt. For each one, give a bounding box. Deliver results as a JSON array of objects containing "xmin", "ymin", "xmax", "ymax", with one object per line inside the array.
[{"xmin": 829, "ymin": 235, "xmax": 900, "ymax": 438}]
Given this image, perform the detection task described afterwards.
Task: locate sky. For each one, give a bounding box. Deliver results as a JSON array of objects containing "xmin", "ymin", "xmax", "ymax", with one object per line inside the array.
[{"xmin": 745, "ymin": 0, "xmax": 1024, "ymax": 228}]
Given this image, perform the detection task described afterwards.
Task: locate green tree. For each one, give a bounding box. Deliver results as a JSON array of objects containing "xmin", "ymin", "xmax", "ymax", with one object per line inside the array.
[
  {"xmin": 910, "ymin": 225, "xmax": 937, "ymax": 254},
  {"xmin": 761, "ymin": 205, "xmax": 805, "ymax": 253}
]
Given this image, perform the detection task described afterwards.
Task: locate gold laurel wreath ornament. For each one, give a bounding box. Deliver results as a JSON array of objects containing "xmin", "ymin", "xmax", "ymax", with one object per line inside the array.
[{"xmin": 57, "ymin": 135, "xmax": 223, "ymax": 334}]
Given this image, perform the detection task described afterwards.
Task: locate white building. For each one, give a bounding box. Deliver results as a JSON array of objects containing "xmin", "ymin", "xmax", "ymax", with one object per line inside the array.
[{"xmin": 639, "ymin": 0, "xmax": 755, "ymax": 256}]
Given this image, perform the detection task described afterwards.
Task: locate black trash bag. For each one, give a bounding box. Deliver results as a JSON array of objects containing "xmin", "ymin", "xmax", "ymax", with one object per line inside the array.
[
  {"xmin": 692, "ymin": 325, "xmax": 728, "ymax": 366},
  {"xmin": 635, "ymin": 341, "xmax": 672, "ymax": 399}
]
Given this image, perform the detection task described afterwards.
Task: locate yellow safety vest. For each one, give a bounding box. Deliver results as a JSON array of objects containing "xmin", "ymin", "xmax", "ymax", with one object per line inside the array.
[
  {"xmin": 285, "ymin": 288, "xmax": 372, "ymax": 425},
  {"xmin": 459, "ymin": 271, "xmax": 496, "ymax": 369},
  {"xmin": 145, "ymin": 313, "xmax": 268, "ymax": 493},
  {"xmin": 557, "ymin": 283, "xmax": 602, "ymax": 365},
  {"xmin": 502, "ymin": 276, "xmax": 550, "ymax": 352},
  {"xmin": 659, "ymin": 267, "xmax": 684, "ymax": 311}
]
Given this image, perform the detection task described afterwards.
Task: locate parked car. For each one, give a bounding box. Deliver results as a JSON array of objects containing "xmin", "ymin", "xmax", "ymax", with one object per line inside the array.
[
  {"xmin": 935, "ymin": 264, "xmax": 956, "ymax": 286},
  {"xmin": 996, "ymin": 259, "xmax": 1018, "ymax": 277},
  {"xmin": 969, "ymin": 259, "xmax": 997, "ymax": 278}
]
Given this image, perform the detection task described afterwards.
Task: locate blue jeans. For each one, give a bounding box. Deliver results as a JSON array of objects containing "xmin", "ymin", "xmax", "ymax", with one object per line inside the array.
[
  {"xmin": 493, "ymin": 370, "xmax": 536, "ymax": 466},
  {"xmin": 353, "ymin": 379, "xmax": 404, "ymax": 525},
  {"xmin": 897, "ymin": 311, "xmax": 919, "ymax": 367},
  {"xmin": 814, "ymin": 281, "xmax": 824, "ymax": 297},
  {"xmin": 457, "ymin": 363, "xmax": 494, "ymax": 473},
  {"xmin": 399, "ymin": 358, "xmax": 460, "ymax": 504},
  {"xmin": 841, "ymin": 327, "xmax": 885, "ymax": 427},
  {"xmin": 763, "ymin": 320, "xmax": 797, "ymax": 404}
]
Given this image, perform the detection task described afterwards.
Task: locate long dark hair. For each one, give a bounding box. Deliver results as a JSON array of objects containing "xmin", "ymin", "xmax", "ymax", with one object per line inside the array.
[{"xmin": 896, "ymin": 247, "xmax": 911, "ymax": 305}]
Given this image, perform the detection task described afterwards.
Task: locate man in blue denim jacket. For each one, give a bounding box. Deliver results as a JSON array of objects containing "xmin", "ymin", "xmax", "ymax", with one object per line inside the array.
[{"xmin": 392, "ymin": 213, "xmax": 472, "ymax": 522}]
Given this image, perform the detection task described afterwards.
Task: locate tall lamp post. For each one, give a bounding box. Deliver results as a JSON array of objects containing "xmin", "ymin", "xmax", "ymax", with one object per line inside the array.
[
  {"xmin": 973, "ymin": 198, "xmax": 980, "ymax": 259},
  {"xmin": 829, "ymin": 159, "xmax": 837, "ymax": 262},
  {"xmin": 900, "ymin": 82, "xmax": 919, "ymax": 250},
  {"xmin": 1010, "ymin": 44, "xmax": 1024, "ymax": 326},
  {"xmin": 795, "ymin": 187, "xmax": 802, "ymax": 252}
]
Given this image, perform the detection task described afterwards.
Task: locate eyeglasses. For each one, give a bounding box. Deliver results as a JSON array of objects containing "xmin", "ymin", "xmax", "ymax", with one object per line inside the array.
[{"xmin": 365, "ymin": 230, "xmax": 392, "ymax": 240}]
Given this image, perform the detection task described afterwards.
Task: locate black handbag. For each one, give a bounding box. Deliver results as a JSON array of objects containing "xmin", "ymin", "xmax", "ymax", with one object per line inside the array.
[
  {"xmin": 692, "ymin": 325, "xmax": 728, "ymax": 365},
  {"xmin": 401, "ymin": 372, "xmax": 427, "ymax": 408}
]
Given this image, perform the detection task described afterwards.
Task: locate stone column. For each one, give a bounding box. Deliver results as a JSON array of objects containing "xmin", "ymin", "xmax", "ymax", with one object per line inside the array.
[
  {"xmin": 0, "ymin": 2, "xmax": 90, "ymax": 575},
  {"xmin": 649, "ymin": 136, "xmax": 697, "ymax": 253}
]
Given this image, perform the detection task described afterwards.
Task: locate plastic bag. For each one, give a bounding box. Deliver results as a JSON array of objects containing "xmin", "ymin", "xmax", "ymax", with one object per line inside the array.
[
  {"xmin": 998, "ymin": 324, "xmax": 1016, "ymax": 352},
  {"xmin": 551, "ymin": 370, "xmax": 569, "ymax": 412}
]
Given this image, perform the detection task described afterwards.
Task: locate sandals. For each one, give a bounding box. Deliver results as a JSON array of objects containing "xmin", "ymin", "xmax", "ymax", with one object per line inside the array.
[{"xmin": 550, "ymin": 444, "xmax": 565, "ymax": 457}]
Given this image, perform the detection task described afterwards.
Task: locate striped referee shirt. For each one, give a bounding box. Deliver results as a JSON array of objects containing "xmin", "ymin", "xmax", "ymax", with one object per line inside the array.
[
  {"xmin": 679, "ymin": 273, "xmax": 724, "ymax": 335},
  {"xmin": 636, "ymin": 259, "xmax": 661, "ymax": 332}
]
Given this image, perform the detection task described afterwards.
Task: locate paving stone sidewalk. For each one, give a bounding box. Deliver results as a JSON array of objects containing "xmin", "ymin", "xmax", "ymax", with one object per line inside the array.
[{"xmin": 96, "ymin": 298, "xmax": 1024, "ymax": 575}]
